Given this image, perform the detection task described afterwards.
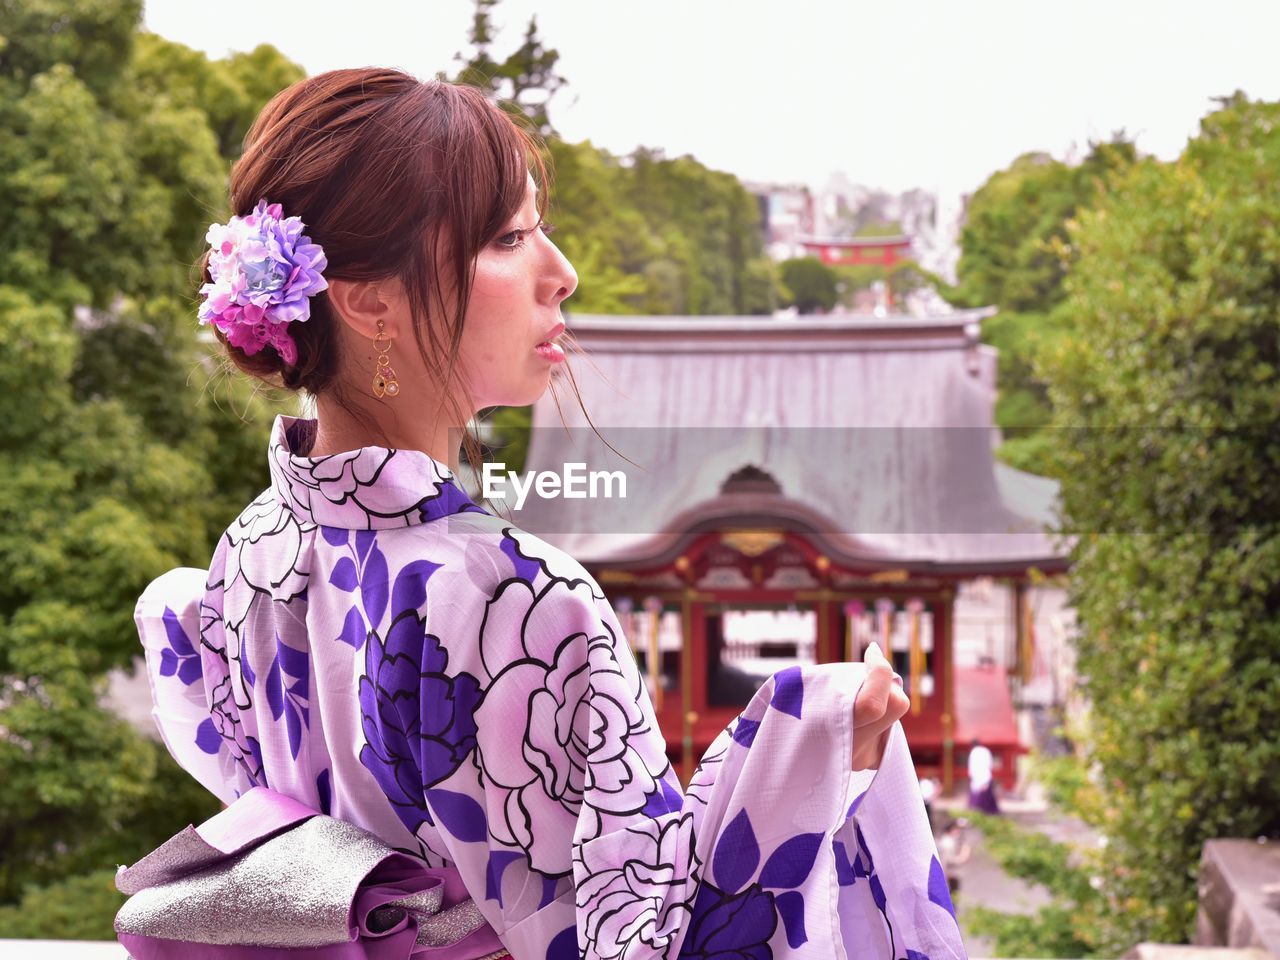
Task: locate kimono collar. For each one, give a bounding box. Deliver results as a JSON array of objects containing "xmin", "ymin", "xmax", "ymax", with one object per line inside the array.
[{"xmin": 267, "ymin": 415, "xmax": 485, "ymax": 530}]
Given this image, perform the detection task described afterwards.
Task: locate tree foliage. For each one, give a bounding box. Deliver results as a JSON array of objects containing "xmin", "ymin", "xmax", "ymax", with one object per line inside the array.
[
  {"xmin": 956, "ymin": 139, "xmax": 1137, "ymax": 314},
  {"xmin": 537, "ymin": 140, "xmax": 778, "ymax": 316},
  {"xmin": 779, "ymin": 256, "xmax": 838, "ymax": 314},
  {"xmin": 447, "ymin": 2, "xmax": 778, "ymax": 318},
  {"xmin": 953, "ymin": 139, "xmax": 1137, "ymax": 471},
  {"xmin": 446, "ymin": 0, "xmax": 566, "ymax": 137},
  {"xmin": 962, "ymin": 808, "xmax": 1108, "ymax": 959},
  {"xmin": 0, "ymin": 0, "xmax": 304, "ymax": 934},
  {"xmin": 1025, "ymin": 92, "xmax": 1280, "ymax": 952}
]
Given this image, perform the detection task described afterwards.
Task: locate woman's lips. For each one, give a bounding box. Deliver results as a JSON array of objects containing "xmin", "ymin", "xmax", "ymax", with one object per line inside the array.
[
  {"xmin": 535, "ymin": 321, "xmax": 566, "ymax": 363},
  {"xmin": 535, "ymin": 340, "xmax": 565, "ymax": 363}
]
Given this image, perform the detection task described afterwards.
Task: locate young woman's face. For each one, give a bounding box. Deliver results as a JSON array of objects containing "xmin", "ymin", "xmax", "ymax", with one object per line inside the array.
[{"xmin": 456, "ymin": 176, "xmax": 578, "ymax": 409}]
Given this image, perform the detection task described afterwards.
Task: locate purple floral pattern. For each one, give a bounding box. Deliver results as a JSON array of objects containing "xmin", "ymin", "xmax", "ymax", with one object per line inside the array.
[
  {"xmin": 265, "ymin": 635, "xmax": 309, "ymax": 760},
  {"xmin": 682, "ymin": 882, "xmax": 777, "ymax": 960},
  {"xmin": 207, "ymin": 674, "xmax": 266, "ymax": 787},
  {"xmin": 158, "ymin": 607, "xmax": 201, "ymax": 686},
  {"xmin": 358, "ymin": 555, "xmax": 482, "ymax": 835},
  {"xmin": 133, "ymin": 414, "xmax": 967, "ymax": 960}
]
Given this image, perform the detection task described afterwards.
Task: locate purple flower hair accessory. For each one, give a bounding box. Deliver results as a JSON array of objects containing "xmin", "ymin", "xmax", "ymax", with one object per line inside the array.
[{"xmin": 198, "ymin": 199, "xmax": 329, "ymax": 366}]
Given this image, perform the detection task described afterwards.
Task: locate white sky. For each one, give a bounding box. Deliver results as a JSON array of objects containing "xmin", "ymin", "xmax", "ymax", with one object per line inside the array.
[{"xmin": 143, "ymin": 0, "xmax": 1280, "ymax": 198}]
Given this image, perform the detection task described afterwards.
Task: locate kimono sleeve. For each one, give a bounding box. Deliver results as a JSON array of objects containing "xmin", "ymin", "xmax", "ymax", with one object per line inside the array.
[
  {"xmin": 133, "ymin": 567, "xmax": 238, "ymax": 805},
  {"xmin": 418, "ymin": 572, "xmax": 965, "ymax": 960}
]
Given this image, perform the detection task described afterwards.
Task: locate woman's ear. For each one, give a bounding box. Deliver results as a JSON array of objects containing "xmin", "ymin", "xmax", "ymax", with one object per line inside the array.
[{"xmin": 327, "ymin": 278, "xmax": 399, "ymax": 339}]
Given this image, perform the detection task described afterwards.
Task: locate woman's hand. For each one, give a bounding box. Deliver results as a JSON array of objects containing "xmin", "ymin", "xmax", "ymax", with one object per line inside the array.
[{"xmin": 852, "ymin": 642, "xmax": 911, "ymax": 771}]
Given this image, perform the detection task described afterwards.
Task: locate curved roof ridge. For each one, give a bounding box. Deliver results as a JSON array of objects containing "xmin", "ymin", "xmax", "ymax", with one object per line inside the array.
[{"xmin": 566, "ymin": 307, "xmax": 996, "ymax": 335}]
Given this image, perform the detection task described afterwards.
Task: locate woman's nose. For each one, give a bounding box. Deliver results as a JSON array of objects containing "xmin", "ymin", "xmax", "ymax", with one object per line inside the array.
[{"xmin": 542, "ymin": 236, "xmax": 578, "ymax": 306}]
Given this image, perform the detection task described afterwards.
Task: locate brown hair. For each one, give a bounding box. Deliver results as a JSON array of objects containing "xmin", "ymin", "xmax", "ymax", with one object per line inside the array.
[{"xmin": 202, "ymin": 68, "xmax": 550, "ymax": 450}]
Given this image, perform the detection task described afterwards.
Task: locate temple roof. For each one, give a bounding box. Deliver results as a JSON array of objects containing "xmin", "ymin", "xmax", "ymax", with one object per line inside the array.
[{"xmin": 507, "ymin": 311, "xmax": 1071, "ymax": 574}]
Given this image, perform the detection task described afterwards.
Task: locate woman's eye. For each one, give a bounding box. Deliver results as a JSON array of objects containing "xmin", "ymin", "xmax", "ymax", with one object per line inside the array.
[{"xmin": 496, "ymin": 222, "xmax": 555, "ymax": 250}]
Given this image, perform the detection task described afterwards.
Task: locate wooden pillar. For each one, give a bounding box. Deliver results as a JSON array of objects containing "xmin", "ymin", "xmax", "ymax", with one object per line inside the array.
[
  {"xmin": 1021, "ymin": 585, "xmax": 1036, "ymax": 686},
  {"xmin": 1012, "ymin": 578, "xmax": 1027, "ymax": 686},
  {"xmin": 941, "ymin": 588, "xmax": 956, "ymax": 795},
  {"xmin": 681, "ymin": 587, "xmax": 696, "ymax": 786},
  {"xmin": 814, "ymin": 556, "xmax": 832, "ymax": 663}
]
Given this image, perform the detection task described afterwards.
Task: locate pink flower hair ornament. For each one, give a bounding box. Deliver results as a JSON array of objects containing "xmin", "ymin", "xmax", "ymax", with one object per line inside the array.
[{"xmin": 197, "ymin": 199, "xmax": 329, "ymax": 366}]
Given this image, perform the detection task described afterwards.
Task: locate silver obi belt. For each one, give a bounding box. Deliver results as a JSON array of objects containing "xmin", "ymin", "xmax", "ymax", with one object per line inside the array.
[{"xmin": 114, "ymin": 786, "xmax": 510, "ymax": 959}]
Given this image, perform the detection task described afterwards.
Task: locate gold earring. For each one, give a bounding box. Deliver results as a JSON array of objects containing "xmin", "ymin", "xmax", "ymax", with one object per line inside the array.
[{"xmin": 371, "ymin": 318, "xmax": 400, "ymax": 398}]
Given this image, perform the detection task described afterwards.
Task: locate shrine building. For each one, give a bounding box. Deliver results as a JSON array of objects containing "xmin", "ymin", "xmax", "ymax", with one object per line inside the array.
[{"xmin": 501, "ymin": 310, "xmax": 1070, "ymax": 795}]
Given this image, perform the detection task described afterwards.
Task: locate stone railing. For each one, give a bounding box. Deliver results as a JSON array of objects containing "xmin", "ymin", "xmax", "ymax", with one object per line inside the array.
[
  {"xmin": 1194, "ymin": 839, "xmax": 1280, "ymax": 958},
  {"xmin": 0, "ymin": 942, "xmax": 128, "ymax": 958}
]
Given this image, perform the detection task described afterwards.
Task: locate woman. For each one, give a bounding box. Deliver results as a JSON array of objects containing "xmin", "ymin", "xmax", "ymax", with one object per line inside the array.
[
  {"xmin": 130, "ymin": 68, "xmax": 965, "ymax": 959},
  {"xmin": 967, "ymin": 738, "xmax": 1001, "ymax": 815}
]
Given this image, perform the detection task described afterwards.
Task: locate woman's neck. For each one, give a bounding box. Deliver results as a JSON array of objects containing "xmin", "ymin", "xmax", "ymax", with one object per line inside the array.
[{"xmin": 307, "ymin": 392, "xmax": 464, "ymax": 470}]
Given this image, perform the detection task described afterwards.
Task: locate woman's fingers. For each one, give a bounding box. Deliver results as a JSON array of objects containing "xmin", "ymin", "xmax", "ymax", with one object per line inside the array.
[
  {"xmin": 853, "ymin": 643, "xmax": 900, "ymax": 726},
  {"xmin": 852, "ymin": 644, "xmax": 912, "ymax": 771}
]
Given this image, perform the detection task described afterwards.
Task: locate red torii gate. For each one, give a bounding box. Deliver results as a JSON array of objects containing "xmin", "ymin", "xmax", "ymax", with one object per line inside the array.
[{"xmin": 798, "ymin": 233, "xmax": 914, "ymax": 268}]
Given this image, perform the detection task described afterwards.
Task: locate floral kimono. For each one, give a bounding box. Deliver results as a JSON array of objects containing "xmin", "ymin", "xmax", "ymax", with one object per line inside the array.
[{"xmin": 133, "ymin": 414, "xmax": 966, "ymax": 960}]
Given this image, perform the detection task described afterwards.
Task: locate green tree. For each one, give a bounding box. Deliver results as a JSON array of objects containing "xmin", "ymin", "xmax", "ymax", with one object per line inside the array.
[
  {"xmin": 0, "ymin": 0, "xmax": 303, "ymax": 934},
  {"xmin": 779, "ymin": 256, "xmax": 838, "ymax": 313},
  {"xmin": 1030, "ymin": 92, "xmax": 1280, "ymax": 952},
  {"xmin": 854, "ymin": 219, "xmax": 902, "ymax": 237},
  {"xmin": 962, "ymin": 807, "xmax": 1108, "ymax": 958},
  {"xmin": 448, "ymin": 0, "xmax": 566, "ymax": 136},
  {"xmin": 0, "ymin": 870, "xmax": 125, "ymax": 939},
  {"xmin": 543, "ymin": 138, "xmax": 652, "ymax": 314},
  {"xmin": 955, "ymin": 140, "xmax": 1136, "ymax": 313},
  {"xmin": 0, "ymin": 0, "xmax": 139, "ymax": 97},
  {"xmin": 623, "ymin": 148, "xmax": 774, "ymax": 315},
  {"xmin": 830, "ymin": 258, "xmax": 944, "ymax": 311},
  {"xmin": 445, "ymin": 1, "xmax": 778, "ymax": 317},
  {"xmin": 953, "ymin": 139, "xmax": 1137, "ymax": 471},
  {"xmin": 544, "ymin": 139, "xmax": 777, "ymax": 316}
]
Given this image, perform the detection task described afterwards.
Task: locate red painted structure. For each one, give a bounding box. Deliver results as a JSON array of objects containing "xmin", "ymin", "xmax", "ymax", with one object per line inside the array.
[
  {"xmin": 799, "ymin": 234, "xmax": 914, "ymax": 268},
  {"xmin": 953, "ymin": 664, "xmax": 1023, "ymax": 792},
  {"xmin": 597, "ymin": 536, "xmax": 1025, "ymax": 793}
]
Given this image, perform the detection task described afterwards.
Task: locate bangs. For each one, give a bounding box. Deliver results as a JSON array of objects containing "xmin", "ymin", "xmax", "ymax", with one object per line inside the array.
[
  {"xmin": 435, "ymin": 84, "xmax": 549, "ymax": 249},
  {"xmin": 399, "ymin": 83, "xmax": 553, "ymax": 369}
]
